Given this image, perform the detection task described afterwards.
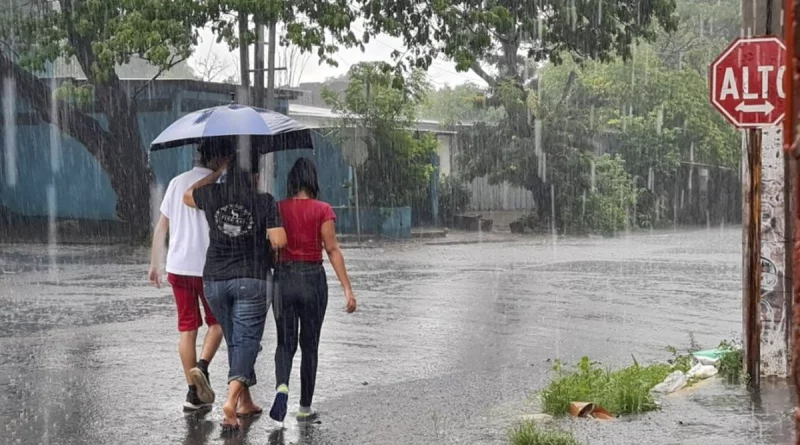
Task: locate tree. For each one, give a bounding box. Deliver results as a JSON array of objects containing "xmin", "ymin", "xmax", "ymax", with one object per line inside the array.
[
  {"xmin": 362, "ymin": 0, "xmax": 678, "ymax": 132},
  {"xmin": 357, "ymin": 0, "xmax": 678, "ymax": 228},
  {"xmin": 0, "ymin": 0, "xmax": 210, "ymax": 237},
  {"xmin": 0, "ymin": 0, "xmax": 369, "ymax": 239},
  {"xmin": 191, "ymin": 47, "xmax": 235, "ymax": 82},
  {"xmin": 323, "ymin": 62, "xmax": 438, "ymax": 208},
  {"xmin": 418, "ymin": 82, "xmax": 505, "ymax": 125},
  {"xmin": 276, "ymin": 43, "xmax": 311, "ymax": 88}
]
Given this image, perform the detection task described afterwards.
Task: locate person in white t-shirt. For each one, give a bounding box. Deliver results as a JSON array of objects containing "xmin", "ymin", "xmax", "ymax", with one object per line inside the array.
[{"xmin": 148, "ymin": 141, "xmax": 231, "ymax": 411}]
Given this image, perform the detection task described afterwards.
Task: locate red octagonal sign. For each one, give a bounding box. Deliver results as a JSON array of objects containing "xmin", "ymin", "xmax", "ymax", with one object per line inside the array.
[{"xmin": 710, "ymin": 37, "xmax": 786, "ymax": 128}]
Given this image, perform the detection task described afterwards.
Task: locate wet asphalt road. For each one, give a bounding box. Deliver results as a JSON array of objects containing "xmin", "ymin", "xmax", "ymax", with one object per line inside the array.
[{"xmin": 0, "ymin": 227, "xmax": 794, "ymax": 445}]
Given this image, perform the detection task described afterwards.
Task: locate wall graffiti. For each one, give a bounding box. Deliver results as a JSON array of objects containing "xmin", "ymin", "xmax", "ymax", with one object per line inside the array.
[{"xmin": 759, "ymin": 128, "xmax": 788, "ymax": 377}]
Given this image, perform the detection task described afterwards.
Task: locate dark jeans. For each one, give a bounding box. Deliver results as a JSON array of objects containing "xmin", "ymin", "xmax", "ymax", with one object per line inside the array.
[
  {"xmin": 204, "ymin": 276, "xmax": 271, "ymax": 387},
  {"xmin": 274, "ymin": 262, "xmax": 328, "ymax": 408}
]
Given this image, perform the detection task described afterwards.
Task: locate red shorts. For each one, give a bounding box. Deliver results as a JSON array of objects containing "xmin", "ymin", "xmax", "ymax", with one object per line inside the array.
[{"xmin": 168, "ymin": 273, "xmax": 218, "ymax": 332}]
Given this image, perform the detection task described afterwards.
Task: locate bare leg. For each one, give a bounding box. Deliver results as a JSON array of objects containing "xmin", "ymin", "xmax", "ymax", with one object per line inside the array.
[
  {"xmin": 237, "ymin": 387, "xmax": 262, "ymax": 416},
  {"xmin": 199, "ymin": 324, "xmax": 223, "ymax": 363},
  {"xmin": 222, "ymin": 381, "xmax": 245, "ymax": 428},
  {"xmin": 179, "ymin": 330, "xmax": 199, "ymax": 384}
]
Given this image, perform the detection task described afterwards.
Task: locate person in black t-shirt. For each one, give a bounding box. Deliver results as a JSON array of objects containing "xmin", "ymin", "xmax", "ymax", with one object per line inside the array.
[{"xmin": 183, "ymin": 140, "xmax": 286, "ymax": 432}]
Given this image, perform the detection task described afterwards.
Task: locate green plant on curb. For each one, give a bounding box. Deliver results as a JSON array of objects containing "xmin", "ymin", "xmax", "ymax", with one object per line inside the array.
[
  {"xmin": 509, "ymin": 420, "xmax": 582, "ymax": 445},
  {"xmin": 540, "ymin": 354, "xmax": 689, "ymax": 417},
  {"xmin": 716, "ymin": 340, "xmax": 745, "ymax": 384}
]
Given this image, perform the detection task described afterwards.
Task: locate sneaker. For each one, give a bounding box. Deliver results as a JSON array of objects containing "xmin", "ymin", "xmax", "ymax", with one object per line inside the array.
[
  {"xmin": 269, "ymin": 391, "xmax": 288, "ymax": 422},
  {"xmin": 183, "ymin": 388, "xmax": 212, "ymax": 411},
  {"xmin": 296, "ymin": 407, "xmax": 318, "ymax": 422},
  {"xmin": 189, "ymin": 367, "xmax": 215, "ymax": 404}
]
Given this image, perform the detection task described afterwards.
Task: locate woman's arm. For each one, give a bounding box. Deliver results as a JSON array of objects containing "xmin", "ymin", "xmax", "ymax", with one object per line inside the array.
[
  {"xmin": 267, "ymin": 227, "xmax": 287, "ymax": 250},
  {"xmin": 148, "ymin": 214, "xmax": 169, "ymax": 288},
  {"xmin": 321, "ymin": 220, "xmax": 356, "ymax": 313},
  {"xmin": 182, "ymin": 164, "xmax": 227, "ymax": 208}
]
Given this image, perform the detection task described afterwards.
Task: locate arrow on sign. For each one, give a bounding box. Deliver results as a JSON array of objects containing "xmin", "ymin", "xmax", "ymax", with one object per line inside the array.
[{"xmin": 735, "ymin": 101, "xmax": 775, "ymax": 114}]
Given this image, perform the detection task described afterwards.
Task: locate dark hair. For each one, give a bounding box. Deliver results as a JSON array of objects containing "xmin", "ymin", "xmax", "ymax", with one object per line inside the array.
[
  {"xmin": 198, "ymin": 137, "xmax": 234, "ymax": 167},
  {"xmin": 287, "ymin": 157, "xmax": 320, "ymax": 199}
]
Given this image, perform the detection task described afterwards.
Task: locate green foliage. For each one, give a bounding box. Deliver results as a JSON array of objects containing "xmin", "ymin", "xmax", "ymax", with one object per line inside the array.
[
  {"xmin": 1, "ymin": 0, "xmax": 208, "ymax": 83},
  {"xmin": 541, "ymin": 354, "xmax": 688, "ymax": 417},
  {"xmin": 418, "ymin": 83, "xmax": 505, "ymax": 125},
  {"xmin": 438, "ymin": 175, "xmax": 471, "ymax": 227},
  {"xmin": 509, "ymin": 421, "xmax": 581, "ymax": 445},
  {"xmin": 53, "ymin": 80, "xmax": 94, "ymax": 109},
  {"xmin": 361, "ymin": 0, "xmax": 677, "ymax": 74},
  {"xmin": 581, "ymin": 155, "xmax": 638, "ymax": 236},
  {"xmin": 716, "ymin": 340, "xmax": 744, "ymax": 384},
  {"xmin": 208, "ymin": 0, "xmax": 364, "ymax": 67},
  {"xmin": 325, "ymin": 62, "xmax": 437, "ymax": 208}
]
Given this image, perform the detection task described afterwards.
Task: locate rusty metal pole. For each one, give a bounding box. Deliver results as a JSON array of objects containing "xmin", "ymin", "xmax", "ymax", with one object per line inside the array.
[
  {"xmin": 746, "ymin": 128, "xmax": 764, "ymax": 390},
  {"xmin": 786, "ymin": 0, "xmax": 800, "ymax": 442}
]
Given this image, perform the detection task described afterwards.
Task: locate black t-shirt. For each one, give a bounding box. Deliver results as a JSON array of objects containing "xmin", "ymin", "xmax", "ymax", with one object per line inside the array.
[{"xmin": 193, "ymin": 183, "xmax": 281, "ymax": 281}]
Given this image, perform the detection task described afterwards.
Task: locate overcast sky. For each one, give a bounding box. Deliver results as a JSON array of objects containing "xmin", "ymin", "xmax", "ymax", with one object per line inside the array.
[{"xmin": 189, "ymin": 26, "xmax": 488, "ymax": 90}]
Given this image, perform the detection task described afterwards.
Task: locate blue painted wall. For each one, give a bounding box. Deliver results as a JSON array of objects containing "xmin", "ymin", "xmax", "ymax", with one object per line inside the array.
[
  {"xmin": 1, "ymin": 81, "xmax": 438, "ymax": 233},
  {"xmin": 0, "ymin": 84, "xmax": 304, "ymax": 221},
  {"xmin": 273, "ymin": 130, "xmax": 350, "ymax": 206},
  {"xmin": 332, "ymin": 206, "xmax": 412, "ymax": 238}
]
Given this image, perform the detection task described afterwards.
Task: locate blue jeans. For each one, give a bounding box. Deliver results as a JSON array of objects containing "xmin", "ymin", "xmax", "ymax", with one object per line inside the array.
[{"xmin": 204, "ymin": 276, "xmax": 271, "ymax": 387}]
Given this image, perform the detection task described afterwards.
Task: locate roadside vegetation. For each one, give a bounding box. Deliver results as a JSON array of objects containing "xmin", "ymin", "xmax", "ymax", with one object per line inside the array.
[
  {"xmin": 540, "ymin": 339, "xmax": 744, "ymax": 418},
  {"xmin": 540, "ymin": 355, "xmax": 690, "ymax": 417},
  {"xmin": 715, "ymin": 340, "xmax": 745, "ymax": 384},
  {"xmin": 508, "ymin": 420, "xmax": 581, "ymax": 445}
]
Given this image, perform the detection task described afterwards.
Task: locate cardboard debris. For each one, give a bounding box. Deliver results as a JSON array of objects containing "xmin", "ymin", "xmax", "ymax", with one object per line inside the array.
[{"xmin": 568, "ymin": 402, "xmax": 615, "ymax": 420}]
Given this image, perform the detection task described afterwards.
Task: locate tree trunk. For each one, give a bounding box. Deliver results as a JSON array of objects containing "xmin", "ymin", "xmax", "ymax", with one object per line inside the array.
[
  {"xmin": 0, "ymin": 52, "xmax": 151, "ymax": 241},
  {"xmin": 95, "ymin": 81, "xmax": 152, "ymax": 240}
]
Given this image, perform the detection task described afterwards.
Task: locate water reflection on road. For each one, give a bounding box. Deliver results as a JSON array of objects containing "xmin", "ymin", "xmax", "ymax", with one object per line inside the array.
[{"xmin": 0, "ymin": 228, "xmax": 793, "ymax": 444}]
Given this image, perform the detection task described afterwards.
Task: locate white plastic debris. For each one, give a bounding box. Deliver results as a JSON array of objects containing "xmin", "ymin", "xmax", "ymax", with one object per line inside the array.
[
  {"xmin": 686, "ymin": 363, "xmax": 718, "ymax": 380},
  {"xmin": 694, "ymin": 356, "xmax": 719, "ymax": 366},
  {"xmin": 652, "ymin": 370, "xmax": 687, "ymax": 394}
]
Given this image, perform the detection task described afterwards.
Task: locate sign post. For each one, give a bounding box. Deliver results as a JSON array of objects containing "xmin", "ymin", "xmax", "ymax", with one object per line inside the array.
[{"xmin": 710, "ymin": 36, "xmax": 787, "ymax": 389}]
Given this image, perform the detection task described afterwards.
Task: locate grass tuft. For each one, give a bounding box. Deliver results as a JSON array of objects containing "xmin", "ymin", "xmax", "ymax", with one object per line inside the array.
[
  {"xmin": 509, "ymin": 420, "xmax": 581, "ymax": 445},
  {"xmin": 541, "ymin": 351, "xmax": 692, "ymax": 417}
]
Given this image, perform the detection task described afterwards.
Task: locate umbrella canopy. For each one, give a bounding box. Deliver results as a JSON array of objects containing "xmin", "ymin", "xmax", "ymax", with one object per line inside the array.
[{"xmin": 149, "ymin": 104, "xmax": 314, "ymax": 153}]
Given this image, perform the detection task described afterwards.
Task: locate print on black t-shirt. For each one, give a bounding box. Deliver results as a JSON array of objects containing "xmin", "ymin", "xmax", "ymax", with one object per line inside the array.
[
  {"xmin": 193, "ymin": 182, "xmax": 282, "ymax": 281},
  {"xmin": 214, "ymin": 203, "xmax": 254, "ymax": 237}
]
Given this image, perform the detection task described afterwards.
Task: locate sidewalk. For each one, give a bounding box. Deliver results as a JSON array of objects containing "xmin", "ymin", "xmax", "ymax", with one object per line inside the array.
[{"xmin": 338, "ymin": 227, "xmax": 448, "ymax": 245}]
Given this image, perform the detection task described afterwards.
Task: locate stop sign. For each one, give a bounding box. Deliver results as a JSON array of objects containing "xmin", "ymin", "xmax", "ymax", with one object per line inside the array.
[{"xmin": 709, "ymin": 37, "xmax": 786, "ymax": 128}]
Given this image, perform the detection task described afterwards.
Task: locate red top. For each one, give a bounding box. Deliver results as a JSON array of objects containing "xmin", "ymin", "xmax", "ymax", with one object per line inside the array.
[{"xmin": 278, "ymin": 198, "xmax": 337, "ymax": 263}]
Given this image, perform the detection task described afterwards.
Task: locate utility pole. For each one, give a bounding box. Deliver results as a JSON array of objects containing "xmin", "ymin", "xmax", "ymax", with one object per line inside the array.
[
  {"xmin": 784, "ymin": 1, "xmax": 800, "ymax": 443},
  {"xmin": 741, "ymin": 0, "xmax": 791, "ymax": 387},
  {"xmin": 254, "ymin": 20, "xmax": 265, "ymax": 108},
  {"xmin": 237, "ymin": 11, "xmax": 250, "ymax": 106},
  {"xmin": 266, "ymin": 21, "xmax": 277, "ymax": 111},
  {"xmin": 263, "ymin": 20, "xmax": 280, "ymax": 194}
]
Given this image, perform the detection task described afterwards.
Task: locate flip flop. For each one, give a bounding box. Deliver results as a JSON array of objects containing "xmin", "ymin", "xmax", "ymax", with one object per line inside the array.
[{"xmin": 237, "ymin": 408, "xmax": 263, "ymax": 418}]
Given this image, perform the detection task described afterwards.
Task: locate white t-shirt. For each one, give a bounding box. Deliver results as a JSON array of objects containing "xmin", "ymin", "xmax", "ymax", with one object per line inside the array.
[{"xmin": 160, "ymin": 167, "xmax": 213, "ymax": 277}]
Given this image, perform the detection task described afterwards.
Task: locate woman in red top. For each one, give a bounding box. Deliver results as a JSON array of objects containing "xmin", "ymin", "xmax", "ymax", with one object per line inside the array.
[{"xmin": 269, "ymin": 157, "xmax": 357, "ymax": 423}]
